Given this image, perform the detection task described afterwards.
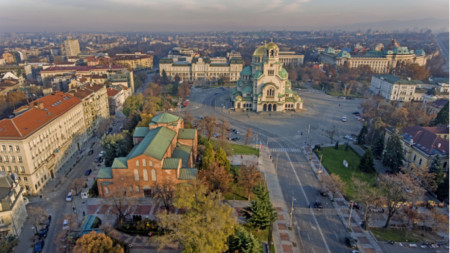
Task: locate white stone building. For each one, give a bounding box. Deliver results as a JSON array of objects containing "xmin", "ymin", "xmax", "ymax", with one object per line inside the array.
[
  {"xmin": 0, "ymin": 173, "xmax": 28, "ymax": 237},
  {"xmin": 370, "ymin": 74, "xmax": 422, "ymax": 101}
]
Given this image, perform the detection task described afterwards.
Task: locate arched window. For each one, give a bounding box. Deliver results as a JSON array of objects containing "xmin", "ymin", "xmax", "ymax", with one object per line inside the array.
[
  {"xmin": 134, "ymin": 169, "xmax": 139, "ymax": 181},
  {"xmin": 143, "ymin": 169, "xmax": 148, "ymax": 181},
  {"xmin": 418, "ymin": 158, "xmax": 422, "ymax": 166},
  {"xmin": 151, "ymin": 169, "xmax": 157, "ymax": 182}
]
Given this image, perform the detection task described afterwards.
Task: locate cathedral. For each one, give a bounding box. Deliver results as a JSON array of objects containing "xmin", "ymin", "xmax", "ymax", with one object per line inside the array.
[{"xmin": 232, "ymin": 41, "xmax": 303, "ymax": 112}]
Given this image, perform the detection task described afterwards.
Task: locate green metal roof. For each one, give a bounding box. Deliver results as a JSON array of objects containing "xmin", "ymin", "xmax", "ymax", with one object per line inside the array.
[
  {"xmin": 178, "ymin": 129, "xmax": 196, "ymax": 140},
  {"xmin": 393, "ymin": 47, "xmax": 410, "ymax": 55},
  {"xmin": 324, "ymin": 47, "xmax": 335, "ymax": 54},
  {"xmin": 172, "ymin": 143, "xmax": 192, "ymax": 168},
  {"xmin": 241, "ymin": 66, "xmax": 252, "ymax": 76},
  {"xmin": 285, "ymin": 88, "xmax": 294, "ymax": 94},
  {"xmin": 375, "ymin": 74, "xmax": 422, "ymax": 85},
  {"xmin": 241, "ymin": 85, "xmax": 253, "ymax": 94},
  {"xmin": 151, "ymin": 112, "xmax": 180, "ymax": 124},
  {"xmin": 100, "ymin": 182, "xmax": 113, "ymax": 186},
  {"xmin": 337, "ymin": 51, "xmax": 351, "ymax": 58},
  {"xmin": 128, "ymin": 127, "xmax": 177, "ymax": 160},
  {"xmin": 133, "ymin": 127, "xmax": 149, "ymax": 138},
  {"xmin": 111, "ymin": 157, "xmax": 127, "ymax": 169},
  {"xmin": 97, "ymin": 167, "xmax": 113, "ymax": 179},
  {"xmin": 414, "ymin": 49, "xmax": 425, "ymax": 56},
  {"xmin": 279, "ymin": 68, "xmax": 288, "ymax": 79},
  {"xmin": 253, "ymin": 71, "xmax": 263, "ymax": 79},
  {"xmin": 162, "ymin": 158, "xmax": 181, "ymax": 169},
  {"xmin": 178, "ymin": 168, "xmax": 197, "ymax": 180}
]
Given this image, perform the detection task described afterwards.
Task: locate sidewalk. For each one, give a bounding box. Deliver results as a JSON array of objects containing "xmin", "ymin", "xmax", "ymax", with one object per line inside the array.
[
  {"xmin": 230, "ymin": 153, "xmax": 301, "ymax": 253},
  {"xmin": 303, "ymin": 144, "xmax": 383, "ymax": 253}
]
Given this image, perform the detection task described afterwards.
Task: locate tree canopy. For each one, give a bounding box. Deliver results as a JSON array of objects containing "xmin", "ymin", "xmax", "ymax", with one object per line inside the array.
[
  {"xmin": 73, "ymin": 231, "xmax": 123, "ymax": 253},
  {"xmin": 382, "ymin": 134, "xmax": 404, "ymax": 173},
  {"xmin": 243, "ymin": 184, "xmax": 277, "ymax": 230},
  {"xmin": 432, "ymin": 102, "xmax": 449, "ymax": 126}
]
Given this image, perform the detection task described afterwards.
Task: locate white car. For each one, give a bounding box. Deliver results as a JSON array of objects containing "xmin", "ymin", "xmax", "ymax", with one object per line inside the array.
[
  {"xmin": 65, "ymin": 192, "xmax": 72, "ymax": 202},
  {"xmin": 344, "ymin": 135, "xmax": 353, "ymax": 141},
  {"xmin": 63, "ymin": 219, "xmax": 69, "ymax": 230}
]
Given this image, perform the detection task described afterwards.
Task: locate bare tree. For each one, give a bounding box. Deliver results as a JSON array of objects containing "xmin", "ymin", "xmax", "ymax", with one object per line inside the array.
[
  {"xmin": 320, "ymin": 174, "xmax": 343, "ymax": 197},
  {"xmin": 200, "ymin": 115, "xmax": 218, "ymax": 140},
  {"xmin": 71, "ymin": 178, "xmax": 86, "ymax": 196},
  {"xmin": 219, "ymin": 118, "xmax": 230, "ymax": 148},
  {"xmin": 238, "ymin": 163, "xmax": 261, "ymax": 201},
  {"xmin": 97, "ymin": 117, "xmax": 114, "ymax": 136},
  {"xmin": 102, "ymin": 176, "xmax": 137, "ymax": 225},
  {"xmin": 152, "ymin": 178, "xmax": 176, "ymax": 212},
  {"xmin": 352, "ymin": 178, "xmax": 382, "ymax": 229},
  {"xmin": 183, "ymin": 111, "xmax": 194, "ymax": 128},
  {"xmin": 325, "ymin": 125, "xmax": 338, "ymax": 144},
  {"xmin": 177, "ymin": 82, "xmax": 191, "ymax": 100},
  {"xmin": 245, "ymin": 128, "xmax": 253, "ymax": 145},
  {"xmin": 28, "ymin": 206, "xmax": 48, "ymax": 235},
  {"xmin": 199, "ymin": 162, "xmax": 232, "ymax": 193}
]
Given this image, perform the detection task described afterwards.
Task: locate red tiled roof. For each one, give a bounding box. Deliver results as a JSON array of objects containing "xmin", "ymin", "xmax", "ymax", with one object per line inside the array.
[
  {"xmin": 403, "ymin": 126, "xmax": 449, "ymax": 156},
  {"xmin": 0, "ymin": 92, "xmax": 82, "ymax": 139},
  {"xmin": 107, "ymin": 88, "xmax": 120, "ymax": 97}
]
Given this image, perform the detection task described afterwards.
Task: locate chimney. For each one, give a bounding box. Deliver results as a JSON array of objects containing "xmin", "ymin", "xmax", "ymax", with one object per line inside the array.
[{"xmin": 37, "ymin": 101, "xmax": 44, "ymax": 110}]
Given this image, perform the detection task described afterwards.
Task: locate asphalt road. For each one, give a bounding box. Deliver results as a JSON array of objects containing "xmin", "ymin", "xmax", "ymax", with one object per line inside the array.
[{"xmin": 186, "ymin": 86, "xmax": 363, "ymax": 253}]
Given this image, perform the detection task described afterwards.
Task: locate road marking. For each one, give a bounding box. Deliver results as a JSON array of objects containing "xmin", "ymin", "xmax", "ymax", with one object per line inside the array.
[
  {"xmin": 270, "ymin": 148, "xmax": 301, "ymax": 153},
  {"xmin": 311, "ymin": 225, "xmax": 317, "ymax": 230},
  {"xmin": 276, "ymin": 137, "xmax": 332, "ymax": 253}
]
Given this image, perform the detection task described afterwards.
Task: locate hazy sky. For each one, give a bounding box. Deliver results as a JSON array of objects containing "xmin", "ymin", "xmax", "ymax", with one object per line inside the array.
[{"xmin": 0, "ymin": 0, "xmax": 448, "ymax": 32}]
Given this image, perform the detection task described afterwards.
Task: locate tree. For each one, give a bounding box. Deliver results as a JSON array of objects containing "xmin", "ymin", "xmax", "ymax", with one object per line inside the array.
[
  {"xmin": 199, "ymin": 162, "xmax": 232, "ymax": 193},
  {"xmin": 144, "ymin": 82, "xmax": 162, "ymax": 97},
  {"xmin": 358, "ymin": 150, "xmax": 376, "ymax": 173},
  {"xmin": 382, "ymin": 134, "xmax": 404, "ymax": 173},
  {"xmin": 238, "ymin": 163, "xmax": 261, "ymax": 201},
  {"xmin": 429, "ymin": 156, "xmax": 444, "ymax": 187},
  {"xmin": 243, "ymin": 184, "xmax": 277, "ymax": 231},
  {"xmin": 183, "ymin": 111, "xmax": 194, "ymax": 128},
  {"xmin": 71, "ymin": 178, "xmax": 86, "ymax": 196},
  {"xmin": 152, "ymin": 178, "xmax": 176, "ymax": 212},
  {"xmin": 371, "ymin": 133, "xmax": 384, "ymax": 159},
  {"xmin": 102, "ymin": 175, "xmax": 137, "ymax": 225},
  {"xmin": 320, "ymin": 174, "xmax": 344, "ymax": 197},
  {"xmin": 101, "ymin": 133, "xmax": 133, "ymax": 167},
  {"xmin": 0, "ymin": 236, "xmax": 18, "ymax": 253},
  {"xmin": 226, "ymin": 226, "xmax": 261, "ymax": 253},
  {"xmin": 161, "ymin": 70, "xmax": 170, "ymax": 85},
  {"xmin": 28, "ymin": 206, "xmax": 48, "ymax": 234},
  {"xmin": 200, "ymin": 115, "xmax": 217, "ymax": 140},
  {"xmin": 215, "ymin": 148, "xmax": 230, "ymax": 173},
  {"xmin": 436, "ymin": 170, "xmax": 449, "ymax": 201},
  {"xmin": 177, "ymin": 82, "xmax": 191, "ymax": 100},
  {"xmin": 122, "ymin": 94, "xmax": 144, "ymax": 117},
  {"xmin": 325, "ymin": 125, "xmax": 338, "ymax": 144},
  {"xmin": 202, "ymin": 142, "xmax": 215, "ymax": 170},
  {"xmin": 219, "ymin": 118, "xmax": 230, "ymax": 148},
  {"xmin": 357, "ymin": 125, "xmax": 368, "ymax": 145},
  {"xmin": 334, "ymin": 140, "xmax": 339, "ymax": 149},
  {"xmin": 157, "ymin": 181, "xmax": 237, "ymax": 252},
  {"xmin": 352, "ymin": 178, "xmax": 382, "ymax": 229},
  {"xmin": 96, "ymin": 117, "xmax": 114, "ymax": 137},
  {"xmin": 379, "ymin": 174, "xmax": 417, "ymax": 228},
  {"xmin": 6, "ymin": 90, "xmax": 26, "ymax": 109},
  {"xmin": 73, "ymin": 231, "xmax": 124, "ymax": 253},
  {"xmin": 245, "ymin": 128, "xmax": 253, "ymax": 145},
  {"xmin": 432, "ymin": 102, "xmax": 449, "ymax": 126}
]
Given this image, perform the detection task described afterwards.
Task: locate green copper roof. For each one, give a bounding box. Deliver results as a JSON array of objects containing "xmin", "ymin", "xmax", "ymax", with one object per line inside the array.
[
  {"xmin": 111, "ymin": 157, "xmax": 127, "ymax": 169},
  {"xmin": 128, "ymin": 127, "xmax": 177, "ymax": 160},
  {"xmin": 241, "ymin": 66, "xmax": 252, "ymax": 76},
  {"xmin": 178, "ymin": 168, "xmax": 197, "ymax": 180},
  {"xmin": 242, "ymin": 85, "xmax": 253, "ymax": 94},
  {"xmin": 414, "ymin": 49, "xmax": 425, "ymax": 56},
  {"xmin": 151, "ymin": 112, "xmax": 180, "ymax": 124},
  {"xmin": 279, "ymin": 68, "xmax": 288, "ymax": 79},
  {"xmin": 324, "ymin": 47, "xmax": 335, "ymax": 54},
  {"xmin": 162, "ymin": 158, "xmax": 181, "ymax": 170},
  {"xmin": 172, "ymin": 143, "xmax": 192, "ymax": 168},
  {"xmin": 337, "ymin": 51, "xmax": 351, "ymax": 58},
  {"xmin": 375, "ymin": 74, "xmax": 422, "ymax": 85},
  {"xmin": 133, "ymin": 127, "xmax": 149, "ymax": 138},
  {"xmin": 393, "ymin": 47, "xmax": 410, "ymax": 55},
  {"xmin": 253, "ymin": 71, "xmax": 263, "ymax": 79},
  {"xmin": 97, "ymin": 167, "xmax": 113, "ymax": 179},
  {"xmin": 178, "ymin": 129, "xmax": 196, "ymax": 140}
]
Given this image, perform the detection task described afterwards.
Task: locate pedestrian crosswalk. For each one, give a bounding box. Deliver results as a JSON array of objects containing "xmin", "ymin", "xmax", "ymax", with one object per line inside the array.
[{"xmin": 270, "ymin": 148, "xmax": 302, "ymax": 153}]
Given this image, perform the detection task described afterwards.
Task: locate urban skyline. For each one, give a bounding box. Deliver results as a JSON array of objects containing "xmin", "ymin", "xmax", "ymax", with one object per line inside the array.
[{"xmin": 0, "ymin": 0, "xmax": 448, "ymax": 32}]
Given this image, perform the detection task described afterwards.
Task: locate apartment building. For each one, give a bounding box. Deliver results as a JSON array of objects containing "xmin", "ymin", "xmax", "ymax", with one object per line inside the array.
[
  {"xmin": 0, "ymin": 173, "xmax": 28, "ymax": 237},
  {"xmin": 0, "ymin": 92, "xmax": 87, "ymax": 195},
  {"xmin": 370, "ymin": 74, "xmax": 422, "ymax": 101},
  {"xmin": 61, "ymin": 38, "xmax": 81, "ymax": 57},
  {"xmin": 114, "ymin": 52, "xmax": 153, "ymax": 70}
]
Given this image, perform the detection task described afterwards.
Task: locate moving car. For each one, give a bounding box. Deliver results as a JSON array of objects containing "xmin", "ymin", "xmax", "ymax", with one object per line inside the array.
[
  {"xmin": 313, "ymin": 200, "xmax": 323, "ymax": 209},
  {"xmin": 85, "ymin": 169, "xmax": 92, "ymax": 176},
  {"xmin": 345, "ymin": 236, "xmax": 358, "ymax": 249},
  {"xmin": 34, "ymin": 240, "xmax": 45, "ymax": 253},
  {"xmin": 66, "ymin": 191, "xmax": 72, "ymax": 202},
  {"xmin": 341, "ymin": 115, "xmax": 347, "ymax": 122}
]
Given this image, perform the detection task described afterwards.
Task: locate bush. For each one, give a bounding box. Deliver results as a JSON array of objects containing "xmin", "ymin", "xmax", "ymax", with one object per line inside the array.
[
  {"xmin": 116, "ymin": 218, "xmax": 159, "ymax": 235},
  {"xmin": 88, "ymin": 180, "xmax": 99, "ymax": 197}
]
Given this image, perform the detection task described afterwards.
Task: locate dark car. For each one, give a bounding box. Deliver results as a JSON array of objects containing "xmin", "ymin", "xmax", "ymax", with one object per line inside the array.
[
  {"xmin": 38, "ymin": 228, "xmax": 48, "ymax": 239},
  {"xmin": 345, "ymin": 236, "xmax": 358, "ymax": 249},
  {"xmin": 231, "ymin": 137, "xmax": 240, "ymax": 141},
  {"xmin": 349, "ymin": 202, "xmax": 360, "ymax": 209},
  {"xmin": 313, "ymin": 200, "xmax": 323, "ymax": 209},
  {"xmin": 352, "ymin": 111, "xmax": 361, "ymax": 115},
  {"xmin": 88, "ymin": 150, "xmax": 94, "ymax": 155},
  {"xmin": 85, "ymin": 169, "xmax": 92, "ymax": 176},
  {"xmin": 34, "ymin": 240, "xmax": 45, "ymax": 253}
]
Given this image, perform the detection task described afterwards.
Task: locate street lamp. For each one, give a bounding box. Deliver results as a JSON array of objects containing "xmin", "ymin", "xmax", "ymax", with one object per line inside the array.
[{"xmin": 289, "ymin": 197, "xmax": 296, "ymax": 230}]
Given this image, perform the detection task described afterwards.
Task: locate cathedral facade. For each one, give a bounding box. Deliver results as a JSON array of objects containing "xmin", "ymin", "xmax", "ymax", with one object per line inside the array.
[{"xmin": 232, "ymin": 41, "xmax": 303, "ymax": 112}]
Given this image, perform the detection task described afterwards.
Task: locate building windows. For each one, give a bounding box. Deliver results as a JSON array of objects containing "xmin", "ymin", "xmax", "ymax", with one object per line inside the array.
[
  {"xmin": 1, "ymin": 166, "xmax": 4, "ymax": 172},
  {"xmin": 268, "ymin": 70, "xmax": 274, "ymax": 76},
  {"xmin": 15, "ymin": 146, "xmax": 19, "ymax": 152},
  {"xmin": 134, "ymin": 169, "xmax": 139, "ymax": 181},
  {"xmin": 136, "ymin": 186, "xmax": 140, "ymax": 193},
  {"xmin": 143, "ymin": 169, "xmax": 148, "ymax": 181},
  {"xmin": 2, "ymin": 145, "xmax": 5, "ymax": 151},
  {"xmin": 413, "ymin": 154, "xmax": 416, "ymax": 161},
  {"xmin": 8, "ymin": 145, "xmax": 12, "ymax": 152},
  {"xmin": 24, "ymin": 177, "xmax": 27, "ymax": 181},
  {"xmin": 7, "ymin": 166, "xmax": 11, "ymax": 172},
  {"xmin": 149, "ymin": 160, "xmax": 153, "ymax": 166},
  {"xmin": 104, "ymin": 186, "xmax": 110, "ymax": 195},
  {"xmin": 151, "ymin": 169, "xmax": 156, "ymax": 182},
  {"xmin": 136, "ymin": 160, "xmax": 140, "ymax": 167},
  {"xmin": 14, "ymin": 166, "xmax": 18, "ymax": 173},
  {"xmin": 11, "ymin": 156, "xmax": 15, "ymax": 163},
  {"xmin": 142, "ymin": 159, "xmax": 146, "ymax": 167},
  {"xmin": 18, "ymin": 156, "xmax": 22, "ymax": 163},
  {"xmin": 418, "ymin": 158, "xmax": 422, "ymax": 166}
]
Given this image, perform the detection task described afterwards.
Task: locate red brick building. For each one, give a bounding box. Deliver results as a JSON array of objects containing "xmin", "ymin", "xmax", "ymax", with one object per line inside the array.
[{"xmin": 97, "ymin": 112, "xmax": 197, "ymax": 198}]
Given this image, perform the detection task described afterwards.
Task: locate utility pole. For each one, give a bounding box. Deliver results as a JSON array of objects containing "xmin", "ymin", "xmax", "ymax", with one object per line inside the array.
[
  {"xmin": 289, "ymin": 197, "xmax": 295, "ymax": 229},
  {"xmin": 348, "ymin": 201, "xmax": 353, "ymax": 228},
  {"xmin": 307, "ymin": 124, "xmax": 310, "ymax": 145}
]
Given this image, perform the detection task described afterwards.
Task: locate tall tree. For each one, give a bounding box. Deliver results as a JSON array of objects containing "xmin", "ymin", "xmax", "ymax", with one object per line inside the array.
[
  {"xmin": 245, "ymin": 128, "xmax": 253, "ymax": 145},
  {"xmin": 226, "ymin": 226, "xmax": 261, "ymax": 253},
  {"xmin": 325, "ymin": 125, "xmax": 338, "ymax": 144},
  {"xmin": 102, "ymin": 175, "xmax": 137, "ymax": 225},
  {"xmin": 202, "ymin": 142, "xmax": 215, "ymax": 170},
  {"xmin": 177, "ymin": 82, "xmax": 191, "ymax": 101},
  {"xmin": 153, "ymin": 178, "xmax": 176, "ymax": 212},
  {"xmin": 101, "ymin": 133, "xmax": 133, "ymax": 167},
  {"xmin": 161, "ymin": 69, "xmax": 169, "ymax": 85},
  {"xmin": 219, "ymin": 119, "xmax": 230, "ymax": 148},
  {"xmin": 371, "ymin": 133, "xmax": 385, "ymax": 159},
  {"xmin": 238, "ymin": 163, "xmax": 261, "ymax": 201},
  {"xmin": 429, "ymin": 156, "xmax": 444, "ymax": 189},
  {"xmin": 28, "ymin": 207, "xmax": 48, "ymax": 235},
  {"xmin": 432, "ymin": 102, "xmax": 449, "ymax": 126},
  {"xmin": 157, "ymin": 181, "xmax": 237, "ymax": 253},
  {"xmin": 73, "ymin": 231, "xmax": 124, "ymax": 253},
  {"xmin": 382, "ymin": 134, "xmax": 404, "ymax": 173},
  {"xmin": 215, "ymin": 148, "xmax": 230, "ymax": 173},
  {"xmin": 71, "ymin": 178, "xmax": 86, "ymax": 196},
  {"xmin": 358, "ymin": 149, "xmax": 376, "ymax": 173},
  {"xmin": 352, "ymin": 178, "xmax": 382, "ymax": 229},
  {"xmin": 243, "ymin": 184, "xmax": 277, "ymax": 231},
  {"xmin": 200, "ymin": 115, "xmax": 218, "ymax": 140},
  {"xmin": 122, "ymin": 94, "xmax": 144, "ymax": 117},
  {"xmin": 199, "ymin": 162, "xmax": 232, "ymax": 193},
  {"xmin": 436, "ymin": 170, "xmax": 449, "ymax": 201},
  {"xmin": 357, "ymin": 125, "xmax": 368, "ymax": 145}
]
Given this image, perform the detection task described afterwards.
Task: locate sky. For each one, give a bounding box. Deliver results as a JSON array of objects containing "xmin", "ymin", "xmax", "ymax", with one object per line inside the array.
[{"xmin": 0, "ymin": 0, "xmax": 448, "ymax": 32}]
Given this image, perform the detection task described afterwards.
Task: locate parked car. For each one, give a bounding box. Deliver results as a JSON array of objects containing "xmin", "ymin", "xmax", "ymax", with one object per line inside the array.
[
  {"xmin": 99, "ymin": 151, "xmax": 104, "ymax": 157},
  {"xmin": 63, "ymin": 219, "xmax": 69, "ymax": 230},
  {"xmin": 34, "ymin": 240, "xmax": 45, "ymax": 253},
  {"xmin": 85, "ymin": 169, "xmax": 92, "ymax": 176},
  {"xmin": 66, "ymin": 192, "xmax": 72, "ymax": 202},
  {"xmin": 88, "ymin": 150, "xmax": 94, "ymax": 156},
  {"xmin": 349, "ymin": 202, "xmax": 360, "ymax": 209},
  {"xmin": 344, "ymin": 135, "xmax": 353, "ymax": 141},
  {"xmin": 231, "ymin": 137, "xmax": 240, "ymax": 141},
  {"xmin": 352, "ymin": 111, "xmax": 361, "ymax": 115},
  {"xmin": 341, "ymin": 115, "xmax": 347, "ymax": 122},
  {"xmin": 345, "ymin": 236, "xmax": 358, "ymax": 249},
  {"xmin": 38, "ymin": 228, "xmax": 48, "ymax": 239}
]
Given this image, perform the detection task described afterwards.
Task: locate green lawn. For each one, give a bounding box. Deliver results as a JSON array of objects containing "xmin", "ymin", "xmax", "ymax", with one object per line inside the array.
[
  {"xmin": 315, "ymin": 145, "xmax": 376, "ymax": 200},
  {"xmin": 231, "ymin": 144, "xmax": 260, "ymax": 156},
  {"xmin": 370, "ymin": 228, "xmax": 441, "ymax": 242}
]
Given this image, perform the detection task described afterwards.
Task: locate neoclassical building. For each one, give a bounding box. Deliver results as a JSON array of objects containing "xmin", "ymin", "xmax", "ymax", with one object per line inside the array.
[{"xmin": 232, "ymin": 41, "xmax": 303, "ymax": 112}]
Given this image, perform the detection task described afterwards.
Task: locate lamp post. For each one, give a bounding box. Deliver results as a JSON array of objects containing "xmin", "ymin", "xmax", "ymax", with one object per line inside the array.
[{"xmin": 289, "ymin": 197, "xmax": 296, "ymax": 230}]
